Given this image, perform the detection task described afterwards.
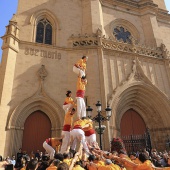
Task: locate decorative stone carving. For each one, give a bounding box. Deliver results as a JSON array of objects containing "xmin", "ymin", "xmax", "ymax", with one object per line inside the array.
[
  {"xmin": 69, "ymin": 32, "xmax": 168, "ymax": 60},
  {"xmin": 38, "ymin": 65, "xmax": 48, "ymax": 81},
  {"xmin": 160, "ymin": 43, "xmax": 170, "ymax": 59},
  {"xmin": 96, "ymin": 28, "xmax": 102, "ymax": 37},
  {"xmin": 107, "ymin": 57, "xmax": 161, "ymax": 106},
  {"xmin": 102, "ymin": 37, "xmax": 163, "ymax": 59},
  {"xmin": 129, "ymin": 35, "xmax": 137, "ymax": 45},
  {"xmin": 134, "ymin": 70, "xmax": 144, "ymax": 81},
  {"xmin": 126, "ymin": 58, "xmax": 150, "ymax": 83},
  {"xmin": 70, "ymin": 33, "xmax": 98, "ymax": 47},
  {"xmin": 37, "ymin": 65, "xmax": 48, "ymax": 96}
]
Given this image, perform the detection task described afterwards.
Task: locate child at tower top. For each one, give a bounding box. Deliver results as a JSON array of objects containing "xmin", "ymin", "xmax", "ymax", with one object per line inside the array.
[
  {"xmin": 63, "ymin": 90, "xmax": 75, "ymax": 113},
  {"xmin": 73, "ymin": 56, "xmax": 88, "ymax": 78}
]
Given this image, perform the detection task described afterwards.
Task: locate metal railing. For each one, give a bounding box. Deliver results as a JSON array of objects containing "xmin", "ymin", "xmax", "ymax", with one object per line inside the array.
[{"xmin": 121, "ymin": 129, "xmax": 152, "ymax": 153}]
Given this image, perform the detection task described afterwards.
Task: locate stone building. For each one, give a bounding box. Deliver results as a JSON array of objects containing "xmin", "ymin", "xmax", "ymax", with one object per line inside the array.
[{"xmin": 0, "ymin": 0, "xmax": 170, "ymax": 156}]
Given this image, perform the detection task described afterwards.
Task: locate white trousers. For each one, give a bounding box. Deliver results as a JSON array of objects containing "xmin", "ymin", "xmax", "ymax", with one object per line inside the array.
[
  {"xmin": 76, "ymin": 97, "xmax": 86, "ymax": 118},
  {"xmin": 60, "ymin": 131, "xmax": 70, "ymax": 154},
  {"xmin": 85, "ymin": 134, "xmax": 96, "ymax": 146},
  {"xmin": 70, "ymin": 129, "xmax": 89, "ymax": 153},
  {"xmin": 73, "ymin": 66, "xmax": 85, "ymax": 77},
  {"xmin": 43, "ymin": 141, "xmax": 55, "ymax": 160},
  {"xmin": 62, "ymin": 103, "xmax": 73, "ymax": 113}
]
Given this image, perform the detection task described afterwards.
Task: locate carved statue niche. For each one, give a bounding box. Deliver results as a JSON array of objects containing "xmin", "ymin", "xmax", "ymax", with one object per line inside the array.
[
  {"xmin": 38, "ymin": 65, "xmax": 48, "ymax": 81},
  {"xmin": 96, "ymin": 28, "xmax": 102, "ymax": 37},
  {"xmin": 36, "ymin": 65, "xmax": 48, "ymax": 96}
]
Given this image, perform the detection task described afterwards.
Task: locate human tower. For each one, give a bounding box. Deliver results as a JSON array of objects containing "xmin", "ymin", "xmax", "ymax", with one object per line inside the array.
[{"xmin": 43, "ymin": 56, "xmax": 97, "ymax": 159}]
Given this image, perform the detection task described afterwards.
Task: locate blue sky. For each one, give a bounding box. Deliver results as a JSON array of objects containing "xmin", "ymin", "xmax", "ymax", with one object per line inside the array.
[{"xmin": 0, "ymin": 0, "xmax": 170, "ymax": 61}]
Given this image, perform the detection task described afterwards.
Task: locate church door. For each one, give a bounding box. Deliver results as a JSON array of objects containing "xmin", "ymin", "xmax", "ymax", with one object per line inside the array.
[
  {"xmin": 22, "ymin": 110, "xmax": 51, "ymax": 154},
  {"xmin": 120, "ymin": 109, "xmax": 146, "ymax": 152}
]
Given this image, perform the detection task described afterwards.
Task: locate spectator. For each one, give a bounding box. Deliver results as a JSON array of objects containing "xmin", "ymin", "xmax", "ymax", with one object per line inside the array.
[
  {"xmin": 35, "ymin": 150, "xmax": 40, "ymax": 160},
  {"xmin": 37, "ymin": 161, "xmax": 49, "ymax": 170},
  {"xmin": 72, "ymin": 161, "xmax": 84, "ymax": 170},
  {"xmin": 167, "ymin": 158, "xmax": 170, "ymax": 167},
  {"xmin": 46, "ymin": 159, "xmax": 60, "ymax": 170},
  {"xmin": 54, "ymin": 153, "xmax": 64, "ymax": 162},
  {"xmin": 129, "ymin": 152, "xmax": 141, "ymax": 164},
  {"xmin": 10, "ymin": 155, "xmax": 16, "ymax": 166},
  {"xmin": 29, "ymin": 151, "xmax": 35, "ymax": 159},
  {"xmin": 17, "ymin": 148, "xmax": 23, "ymax": 160},
  {"xmin": 0, "ymin": 155, "xmax": 2, "ymax": 162},
  {"xmin": 39, "ymin": 152, "xmax": 43, "ymax": 161},
  {"xmin": 63, "ymin": 153, "xmax": 72, "ymax": 166},
  {"xmin": 26, "ymin": 159, "xmax": 38, "ymax": 170},
  {"xmin": 57, "ymin": 162, "xmax": 69, "ymax": 170}
]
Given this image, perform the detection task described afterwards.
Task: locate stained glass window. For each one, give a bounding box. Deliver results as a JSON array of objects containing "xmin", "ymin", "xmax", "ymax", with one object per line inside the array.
[
  {"xmin": 113, "ymin": 27, "xmax": 131, "ymax": 43},
  {"xmin": 36, "ymin": 18, "xmax": 52, "ymax": 45},
  {"xmin": 36, "ymin": 22, "xmax": 44, "ymax": 43}
]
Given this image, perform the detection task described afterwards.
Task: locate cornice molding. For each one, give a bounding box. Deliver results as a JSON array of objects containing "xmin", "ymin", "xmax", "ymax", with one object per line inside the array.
[
  {"xmin": 69, "ymin": 31, "xmax": 170, "ymax": 60},
  {"xmin": 100, "ymin": 0, "xmax": 170, "ymax": 21},
  {"xmin": 1, "ymin": 34, "xmax": 20, "ymax": 43},
  {"xmin": 19, "ymin": 32, "xmax": 170, "ymax": 61}
]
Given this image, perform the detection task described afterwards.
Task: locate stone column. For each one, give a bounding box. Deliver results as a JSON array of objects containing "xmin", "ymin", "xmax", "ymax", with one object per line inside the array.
[
  {"xmin": 0, "ymin": 18, "xmax": 19, "ymax": 156},
  {"xmin": 81, "ymin": 0, "xmax": 105, "ymax": 34}
]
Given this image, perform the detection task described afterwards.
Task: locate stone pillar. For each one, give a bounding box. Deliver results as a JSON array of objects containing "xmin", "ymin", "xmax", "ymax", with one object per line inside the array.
[
  {"xmin": 139, "ymin": 0, "xmax": 169, "ymax": 48},
  {"xmin": 82, "ymin": 0, "xmax": 105, "ymax": 34},
  {"xmin": 0, "ymin": 19, "xmax": 19, "ymax": 156},
  {"xmin": 140, "ymin": 13, "xmax": 163, "ymax": 47},
  {"xmin": 152, "ymin": 0, "xmax": 167, "ymax": 10}
]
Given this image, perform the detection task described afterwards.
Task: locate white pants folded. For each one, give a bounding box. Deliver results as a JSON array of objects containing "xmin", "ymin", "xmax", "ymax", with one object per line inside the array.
[
  {"xmin": 76, "ymin": 97, "xmax": 86, "ymax": 118},
  {"xmin": 63, "ymin": 103, "xmax": 73, "ymax": 113},
  {"xmin": 70, "ymin": 129, "xmax": 89, "ymax": 153},
  {"xmin": 43, "ymin": 141, "xmax": 55, "ymax": 160},
  {"xmin": 73, "ymin": 66, "xmax": 85, "ymax": 77},
  {"xmin": 85, "ymin": 134, "xmax": 96, "ymax": 146},
  {"xmin": 60, "ymin": 131, "xmax": 70, "ymax": 154}
]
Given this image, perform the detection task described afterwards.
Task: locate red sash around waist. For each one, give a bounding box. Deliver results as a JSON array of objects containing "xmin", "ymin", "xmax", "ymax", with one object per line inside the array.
[
  {"xmin": 46, "ymin": 138, "xmax": 52, "ymax": 146},
  {"xmin": 85, "ymin": 129, "xmax": 95, "ymax": 136},
  {"xmin": 76, "ymin": 90, "xmax": 85, "ymax": 98},
  {"xmin": 74, "ymin": 64, "xmax": 79, "ymax": 68},
  {"xmin": 73, "ymin": 125, "xmax": 82, "ymax": 129},
  {"xmin": 63, "ymin": 125, "xmax": 71, "ymax": 131}
]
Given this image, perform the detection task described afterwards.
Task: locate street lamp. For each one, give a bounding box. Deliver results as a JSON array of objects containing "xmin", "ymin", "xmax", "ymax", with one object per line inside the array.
[{"xmin": 86, "ymin": 101, "xmax": 112, "ymax": 150}]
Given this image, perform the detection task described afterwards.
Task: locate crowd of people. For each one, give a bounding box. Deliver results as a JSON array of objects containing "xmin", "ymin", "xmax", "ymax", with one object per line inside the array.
[
  {"xmin": 1, "ymin": 146, "xmax": 170, "ymax": 170},
  {"xmin": 1, "ymin": 56, "xmax": 170, "ymax": 170}
]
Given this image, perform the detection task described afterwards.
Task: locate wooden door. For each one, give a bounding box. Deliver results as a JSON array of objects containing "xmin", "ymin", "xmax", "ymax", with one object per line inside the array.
[
  {"xmin": 22, "ymin": 110, "xmax": 51, "ymax": 154},
  {"xmin": 120, "ymin": 109, "xmax": 146, "ymax": 135},
  {"xmin": 120, "ymin": 109, "xmax": 147, "ymax": 152}
]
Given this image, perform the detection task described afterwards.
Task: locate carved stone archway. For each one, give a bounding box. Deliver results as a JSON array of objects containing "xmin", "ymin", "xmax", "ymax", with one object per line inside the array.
[
  {"xmin": 106, "ymin": 57, "xmax": 170, "ymax": 149},
  {"xmin": 4, "ymin": 65, "xmax": 64, "ymax": 156},
  {"xmin": 5, "ymin": 94, "xmax": 64, "ymax": 156},
  {"xmin": 108, "ymin": 82, "xmax": 170, "ymax": 149}
]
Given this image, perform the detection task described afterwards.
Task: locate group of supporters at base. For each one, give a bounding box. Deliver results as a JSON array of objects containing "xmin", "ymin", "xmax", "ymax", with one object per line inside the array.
[
  {"xmin": 1, "ymin": 145, "xmax": 170, "ymax": 170},
  {"xmin": 0, "ymin": 148, "xmax": 51, "ymax": 170}
]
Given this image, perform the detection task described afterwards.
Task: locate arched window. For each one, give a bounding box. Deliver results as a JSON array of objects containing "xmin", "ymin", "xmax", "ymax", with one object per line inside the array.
[
  {"xmin": 36, "ymin": 18, "xmax": 52, "ymax": 45},
  {"xmin": 113, "ymin": 26, "xmax": 131, "ymax": 43}
]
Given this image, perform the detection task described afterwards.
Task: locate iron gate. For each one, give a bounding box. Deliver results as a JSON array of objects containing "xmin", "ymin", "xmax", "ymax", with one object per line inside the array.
[{"xmin": 121, "ymin": 128, "xmax": 152, "ymax": 153}]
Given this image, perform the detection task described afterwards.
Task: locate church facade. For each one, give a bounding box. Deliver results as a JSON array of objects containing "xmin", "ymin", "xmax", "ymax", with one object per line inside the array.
[{"xmin": 0, "ymin": 0, "xmax": 170, "ymax": 156}]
